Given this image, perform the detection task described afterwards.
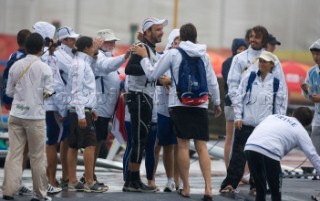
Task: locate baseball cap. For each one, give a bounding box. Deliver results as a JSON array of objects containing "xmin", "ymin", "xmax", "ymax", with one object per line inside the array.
[
  {"xmin": 32, "ymin": 21, "xmax": 56, "ymax": 40},
  {"xmin": 309, "ymin": 39, "xmax": 320, "ymax": 51},
  {"xmin": 258, "ymin": 51, "xmax": 277, "ymax": 63},
  {"xmin": 142, "ymin": 17, "xmax": 168, "ymax": 32},
  {"xmin": 97, "ymin": 29, "xmax": 120, "ymax": 41},
  {"xmin": 57, "ymin": 26, "xmax": 80, "ymax": 40},
  {"xmin": 268, "ymin": 34, "xmax": 281, "ymax": 45}
]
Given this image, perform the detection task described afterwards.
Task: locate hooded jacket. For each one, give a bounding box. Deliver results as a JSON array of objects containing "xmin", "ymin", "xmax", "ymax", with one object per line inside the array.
[
  {"xmin": 227, "ymin": 46, "xmax": 288, "ymax": 111},
  {"xmin": 233, "ymin": 70, "xmax": 287, "ymax": 126},
  {"xmin": 141, "ymin": 40, "xmax": 220, "ymax": 108},
  {"xmin": 93, "ymin": 50, "xmax": 125, "ymax": 118},
  {"xmin": 222, "ymin": 38, "xmax": 247, "ymax": 106}
]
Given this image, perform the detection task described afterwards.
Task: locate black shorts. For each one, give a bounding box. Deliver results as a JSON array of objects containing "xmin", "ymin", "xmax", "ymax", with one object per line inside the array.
[
  {"xmin": 94, "ymin": 117, "xmax": 111, "ymax": 141},
  {"xmin": 68, "ymin": 110, "xmax": 97, "ymax": 149},
  {"xmin": 170, "ymin": 106, "xmax": 209, "ymax": 141}
]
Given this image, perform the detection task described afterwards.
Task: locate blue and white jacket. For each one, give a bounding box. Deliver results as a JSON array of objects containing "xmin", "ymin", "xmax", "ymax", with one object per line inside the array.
[{"xmin": 302, "ymin": 64, "xmax": 320, "ymax": 126}]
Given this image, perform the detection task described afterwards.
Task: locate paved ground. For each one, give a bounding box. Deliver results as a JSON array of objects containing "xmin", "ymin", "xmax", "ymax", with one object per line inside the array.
[{"xmin": 1, "ymin": 140, "xmax": 319, "ymax": 201}]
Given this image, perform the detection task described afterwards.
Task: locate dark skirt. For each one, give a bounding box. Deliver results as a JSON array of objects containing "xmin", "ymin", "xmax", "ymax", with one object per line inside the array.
[{"xmin": 169, "ymin": 106, "xmax": 209, "ymax": 141}]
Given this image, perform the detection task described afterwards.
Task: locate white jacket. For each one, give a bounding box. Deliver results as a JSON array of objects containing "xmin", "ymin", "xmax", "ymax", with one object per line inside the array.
[
  {"xmin": 41, "ymin": 50, "xmax": 67, "ymax": 117},
  {"xmin": 227, "ymin": 46, "xmax": 288, "ymax": 109},
  {"xmin": 156, "ymin": 29, "xmax": 179, "ymax": 117},
  {"xmin": 55, "ymin": 44, "xmax": 74, "ymax": 84},
  {"xmin": 67, "ymin": 52, "xmax": 96, "ymax": 119},
  {"xmin": 141, "ymin": 40, "xmax": 220, "ymax": 108},
  {"xmin": 233, "ymin": 70, "xmax": 287, "ymax": 126},
  {"xmin": 93, "ymin": 50, "xmax": 125, "ymax": 118},
  {"xmin": 245, "ymin": 114, "xmax": 320, "ymax": 173},
  {"xmin": 6, "ymin": 55, "xmax": 54, "ymax": 119}
]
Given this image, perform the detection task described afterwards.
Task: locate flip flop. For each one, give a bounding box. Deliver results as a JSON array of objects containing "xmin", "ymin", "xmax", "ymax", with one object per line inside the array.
[
  {"xmin": 177, "ymin": 189, "xmax": 190, "ymax": 198},
  {"xmin": 201, "ymin": 194, "xmax": 213, "ymax": 201}
]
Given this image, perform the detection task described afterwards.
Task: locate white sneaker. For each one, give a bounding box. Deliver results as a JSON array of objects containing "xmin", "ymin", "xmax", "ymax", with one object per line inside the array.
[
  {"xmin": 30, "ymin": 193, "xmax": 52, "ymax": 201},
  {"xmin": 311, "ymin": 193, "xmax": 320, "ymax": 201},
  {"xmin": 18, "ymin": 185, "xmax": 33, "ymax": 196},
  {"xmin": 163, "ymin": 180, "xmax": 175, "ymax": 192},
  {"xmin": 47, "ymin": 184, "xmax": 62, "ymax": 194}
]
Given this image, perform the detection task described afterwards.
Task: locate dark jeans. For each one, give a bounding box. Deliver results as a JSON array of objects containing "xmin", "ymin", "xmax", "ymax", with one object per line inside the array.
[
  {"xmin": 126, "ymin": 91, "xmax": 153, "ymax": 164},
  {"xmin": 220, "ymin": 125, "xmax": 255, "ymax": 190},
  {"xmin": 245, "ymin": 150, "xmax": 282, "ymax": 201}
]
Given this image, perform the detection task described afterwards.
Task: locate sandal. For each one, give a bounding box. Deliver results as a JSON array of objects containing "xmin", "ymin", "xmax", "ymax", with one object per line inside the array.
[
  {"xmin": 249, "ymin": 188, "xmax": 256, "ymax": 196},
  {"xmin": 201, "ymin": 194, "xmax": 213, "ymax": 201},
  {"xmin": 219, "ymin": 185, "xmax": 234, "ymax": 193},
  {"xmin": 239, "ymin": 178, "xmax": 249, "ymax": 185},
  {"xmin": 177, "ymin": 189, "xmax": 190, "ymax": 198}
]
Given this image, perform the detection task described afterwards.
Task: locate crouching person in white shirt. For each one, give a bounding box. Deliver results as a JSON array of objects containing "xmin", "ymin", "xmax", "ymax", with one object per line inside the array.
[
  {"xmin": 244, "ymin": 107, "xmax": 320, "ymax": 201},
  {"xmin": 3, "ymin": 33, "xmax": 54, "ymax": 201}
]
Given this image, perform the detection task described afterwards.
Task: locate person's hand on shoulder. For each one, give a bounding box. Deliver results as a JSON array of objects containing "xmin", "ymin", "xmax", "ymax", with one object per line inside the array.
[
  {"xmin": 132, "ymin": 44, "xmax": 148, "ymax": 58},
  {"xmin": 125, "ymin": 46, "xmax": 133, "ymax": 60}
]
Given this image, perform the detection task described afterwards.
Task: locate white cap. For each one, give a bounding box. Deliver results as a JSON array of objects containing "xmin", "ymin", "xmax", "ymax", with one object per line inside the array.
[
  {"xmin": 165, "ymin": 29, "xmax": 180, "ymax": 50},
  {"xmin": 97, "ymin": 29, "xmax": 120, "ymax": 41},
  {"xmin": 57, "ymin": 26, "xmax": 80, "ymax": 40},
  {"xmin": 258, "ymin": 51, "xmax": 277, "ymax": 63},
  {"xmin": 32, "ymin": 21, "xmax": 56, "ymax": 39},
  {"xmin": 309, "ymin": 39, "xmax": 320, "ymax": 51},
  {"xmin": 142, "ymin": 17, "xmax": 168, "ymax": 32}
]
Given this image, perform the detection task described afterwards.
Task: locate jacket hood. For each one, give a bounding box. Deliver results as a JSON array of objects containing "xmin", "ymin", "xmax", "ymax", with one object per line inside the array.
[
  {"xmin": 165, "ymin": 29, "xmax": 180, "ymax": 51},
  {"xmin": 231, "ymin": 38, "xmax": 248, "ymax": 56},
  {"xmin": 309, "ymin": 39, "xmax": 320, "ymax": 51},
  {"xmin": 178, "ymin": 41, "xmax": 206, "ymax": 57}
]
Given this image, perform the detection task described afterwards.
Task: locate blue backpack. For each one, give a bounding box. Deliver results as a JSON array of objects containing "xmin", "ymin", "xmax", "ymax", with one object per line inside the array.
[
  {"xmin": 170, "ymin": 47, "xmax": 209, "ymax": 106},
  {"xmin": 246, "ymin": 71, "xmax": 280, "ymax": 114}
]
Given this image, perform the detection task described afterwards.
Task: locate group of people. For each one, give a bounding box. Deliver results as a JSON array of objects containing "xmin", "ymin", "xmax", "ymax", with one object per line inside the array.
[
  {"xmin": 2, "ymin": 21, "xmax": 130, "ymax": 201},
  {"xmin": 1, "ymin": 16, "xmax": 320, "ymax": 201},
  {"xmin": 220, "ymin": 25, "xmax": 320, "ymax": 201}
]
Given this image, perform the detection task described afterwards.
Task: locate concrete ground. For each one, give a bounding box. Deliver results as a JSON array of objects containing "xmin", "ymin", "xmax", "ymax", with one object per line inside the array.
[{"xmin": 1, "ymin": 140, "xmax": 319, "ymax": 201}]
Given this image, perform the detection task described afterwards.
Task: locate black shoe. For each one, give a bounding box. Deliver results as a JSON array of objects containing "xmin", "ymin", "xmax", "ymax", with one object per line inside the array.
[
  {"xmin": 80, "ymin": 175, "xmax": 86, "ymax": 184},
  {"xmin": 3, "ymin": 195, "xmax": 14, "ymax": 200},
  {"xmin": 122, "ymin": 181, "xmax": 130, "ymax": 192},
  {"xmin": 127, "ymin": 180, "xmax": 157, "ymax": 193}
]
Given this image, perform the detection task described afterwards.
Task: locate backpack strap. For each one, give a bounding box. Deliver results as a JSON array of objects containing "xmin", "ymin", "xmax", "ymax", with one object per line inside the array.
[
  {"xmin": 244, "ymin": 71, "xmax": 280, "ymax": 116},
  {"xmin": 177, "ymin": 47, "xmax": 189, "ymax": 59},
  {"xmin": 245, "ymin": 71, "xmax": 257, "ymax": 101},
  {"xmin": 169, "ymin": 47, "xmax": 187, "ymax": 88},
  {"xmin": 59, "ymin": 70, "xmax": 67, "ymax": 85},
  {"xmin": 272, "ymin": 77, "xmax": 280, "ymax": 114},
  {"xmin": 95, "ymin": 76, "xmax": 105, "ymax": 94}
]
